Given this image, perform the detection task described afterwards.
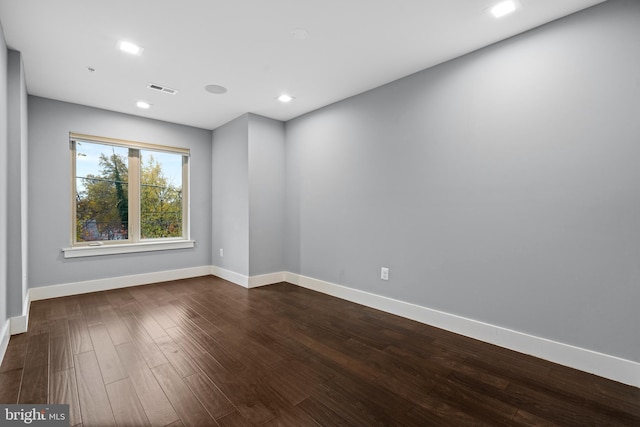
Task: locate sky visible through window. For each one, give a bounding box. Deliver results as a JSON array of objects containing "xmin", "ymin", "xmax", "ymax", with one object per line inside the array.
[{"xmin": 76, "ymin": 141, "xmax": 182, "ymax": 190}]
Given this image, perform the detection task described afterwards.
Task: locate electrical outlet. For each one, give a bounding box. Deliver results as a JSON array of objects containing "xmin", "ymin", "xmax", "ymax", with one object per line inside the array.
[
  {"xmin": 220, "ymin": 248, "xmax": 224, "ymax": 257},
  {"xmin": 381, "ymin": 267, "xmax": 389, "ymax": 281}
]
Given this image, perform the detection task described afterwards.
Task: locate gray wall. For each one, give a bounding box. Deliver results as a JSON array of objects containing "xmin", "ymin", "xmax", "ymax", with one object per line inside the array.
[
  {"xmin": 285, "ymin": 0, "xmax": 640, "ymax": 362},
  {"xmin": 212, "ymin": 113, "xmax": 286, "ymax": 277},
  {"xmin": 28, "ymin": 96, "xmax": 213, "ymax": 287},
  {"xmin": 0, "ymin": 23, "xmax": 8, "ymax": 331},
  {"xmin": 7, "ymin": 50, "xmax": 28, "ymax": 317},
  {"xmin": 248, "ymin": 114, "xmax": 285, "ymax": 276},
  {"xmin": 212, "ymin": 114, "xmax": 250, "ymax": 275}
]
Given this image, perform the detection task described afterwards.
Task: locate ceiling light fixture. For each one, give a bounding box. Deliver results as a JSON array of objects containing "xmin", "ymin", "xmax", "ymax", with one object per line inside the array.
[
  {"xmin": 277, "ymin": 94, "xmax": 294, "ymax": 103},
  {"xmin": 491, "ymin": 1, "xmax": 517, "ymax": 18},
  {"xmin": 136, "ymin": 101, "xmax": 151, "ymax": 109},
  {"xmin": 119, "ymin": 41, "xmax": 143, "ymax": 55}
]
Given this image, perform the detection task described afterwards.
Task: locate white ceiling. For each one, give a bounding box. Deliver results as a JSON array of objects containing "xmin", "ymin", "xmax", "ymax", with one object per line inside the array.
[{"xmin": 0, "ymin": 0, "xmax": 605, "ymax": 130}]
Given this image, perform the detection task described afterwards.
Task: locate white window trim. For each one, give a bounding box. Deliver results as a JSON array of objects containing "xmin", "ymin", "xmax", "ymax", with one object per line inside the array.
[
  {"xmin": 70, "ymin": 133, "xmax": 190, "ymax": 155},
  {"xmin": 69, "ymin": 133, "xmax": 191, "ymax": 253},
  {"xmin": 62, "ymin": 239, "xmax": 196, "ymax": 258}
]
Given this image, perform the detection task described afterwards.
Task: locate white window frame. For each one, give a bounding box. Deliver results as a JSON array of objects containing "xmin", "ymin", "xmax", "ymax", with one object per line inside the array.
[{"xmin": 62, "ymin": 133, "xmax": 194, "ymax": 258}]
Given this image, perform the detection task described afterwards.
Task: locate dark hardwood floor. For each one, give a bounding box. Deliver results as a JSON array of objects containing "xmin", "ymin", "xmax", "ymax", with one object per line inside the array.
[{"xmin": 1, "ymin": 275, "xmax": 638, "ymax": 426}]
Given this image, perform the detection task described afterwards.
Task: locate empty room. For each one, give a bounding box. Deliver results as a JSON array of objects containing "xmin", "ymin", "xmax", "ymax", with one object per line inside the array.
[{"xmin": 0, "ymin": 0, "xmax": 638, "ymax": 425}]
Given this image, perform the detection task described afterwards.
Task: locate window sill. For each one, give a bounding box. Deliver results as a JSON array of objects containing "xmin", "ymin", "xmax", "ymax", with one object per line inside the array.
[{"xmin": 62, "ymin": 240, "xmax": 196, "ymax": 259}]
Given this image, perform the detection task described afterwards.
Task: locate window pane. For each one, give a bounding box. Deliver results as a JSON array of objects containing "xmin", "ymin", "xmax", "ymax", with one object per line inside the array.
[
  {"xmin": 140, "ymin": 150, "xmax": 183, "ymax": 239},
  {"xmin": 75, "ymin": 142, "xmax": 129, "ymax": 241}
]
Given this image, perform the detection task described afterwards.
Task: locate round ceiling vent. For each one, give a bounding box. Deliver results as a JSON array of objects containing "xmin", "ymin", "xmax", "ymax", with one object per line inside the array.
[{"xmin": 205, "ymin": 84, "xmax": 228, "ymax": 94}]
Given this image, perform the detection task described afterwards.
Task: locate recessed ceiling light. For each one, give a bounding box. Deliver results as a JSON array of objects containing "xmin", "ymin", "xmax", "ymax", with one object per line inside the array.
[
  {"xmin": 136, "ymin": 101, "xmax": 151, "ymax": 109},
  {"xmin": 205, "ymin": 84, "xmax": 228, "ymax": 94},
  {"xmin": 277, "ymin": 94, "xmax": 294, "ymax": 103},
  {"xmin": 491, "ymin": 1, "xmax": 517, "ymax": 18},
  {"xmin": 119, "ymin": 41, "xmax": 143, "ymax": 55}
]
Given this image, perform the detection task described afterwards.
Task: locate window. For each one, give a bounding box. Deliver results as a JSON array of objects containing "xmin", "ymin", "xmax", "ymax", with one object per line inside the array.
[{"xmin": 66, "ymin": 133, "xmax": 191, "ymax": 257}]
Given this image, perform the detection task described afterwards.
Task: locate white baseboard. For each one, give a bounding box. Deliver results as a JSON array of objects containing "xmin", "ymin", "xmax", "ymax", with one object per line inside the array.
[
  {"xmin": 284, "ymin": 272, "xmax": 640, "ymax": 389},
  {"xmin": 10, "ymin": 291, "xmax": 30, "ymax": 334},
  {"xmin": 0, "ymin": 320, "xmax": 10, "ymax": 368},
  {"xmin": 29, "ymin": 265, "xmax": 212, "ymax": 301},
  {"xmin": 210, "ymin": 266, "xmax": 249, "ymax": 287},
  {"xmin": 248, "ymin": 271, "xmax": 286, "ymax": 288},
  {"xmin": 209, "ymin": 267, "xmax": 285, "ymax": 289},
  {"xmin": 10, "ymin": 315, "xmax": 28, "ymax": 335}
]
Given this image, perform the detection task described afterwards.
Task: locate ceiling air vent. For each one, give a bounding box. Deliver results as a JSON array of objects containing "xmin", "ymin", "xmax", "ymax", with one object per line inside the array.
[{"xmin": 147, "ymin": 83, "xmax": 178, "ymax": 95}]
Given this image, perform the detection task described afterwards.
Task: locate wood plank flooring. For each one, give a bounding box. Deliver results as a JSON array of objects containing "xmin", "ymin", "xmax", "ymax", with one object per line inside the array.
[{"xmin": 0, "ymin": 275, "xmax": 638, "ymax": 426}]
